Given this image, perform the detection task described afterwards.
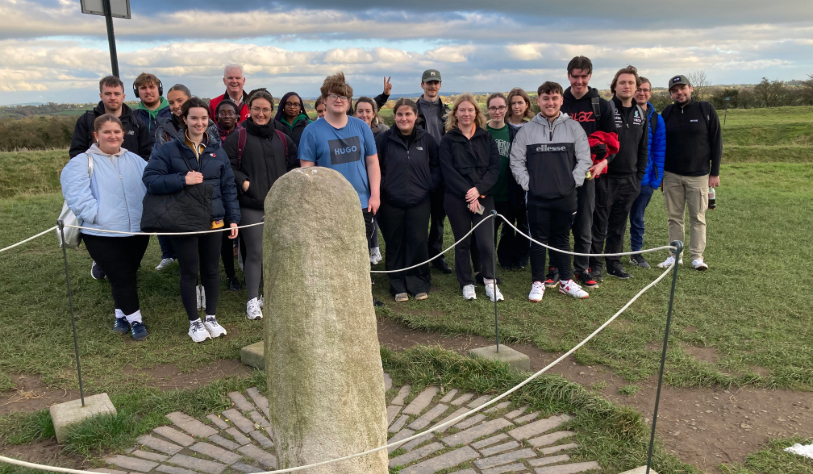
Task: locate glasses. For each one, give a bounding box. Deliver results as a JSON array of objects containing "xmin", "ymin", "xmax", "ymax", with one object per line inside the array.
[
  {"xmin": 218, "ymin": 112, "xmax": 236, "ymax": 118},
  {"xmin": 639, "ymin": 89, "xmax": 652, "ymax": 93},
  {"xmin": 327, "ymin": 94, "xmax": 349, "ymax": 102},
  {"xmin": 487, "ymin": 106, "xmax": 507, "ymax": 112},
  {"xmin": 250, "ymin": 107, "xmax": 272, "ymax": 115},
  {"xmin": 284, "ymin": 102, "xmax": 301, "ymax": 108}
]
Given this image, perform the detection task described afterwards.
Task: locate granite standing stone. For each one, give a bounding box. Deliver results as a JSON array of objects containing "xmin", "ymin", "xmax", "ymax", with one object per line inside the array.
[{"xmin": 263, "ymin": 168, "xmax": 388, "ymax": 473}]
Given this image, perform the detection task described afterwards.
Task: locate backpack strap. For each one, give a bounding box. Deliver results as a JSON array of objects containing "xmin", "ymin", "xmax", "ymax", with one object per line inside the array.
[
  {"xmin": 236, "ymin": 127, "xmax": 247, "ymax": 168},
  {"xmin": 275, "ymin": 129, "xmax": 289, "ymax": 157},
  {"xmin": 699, "ymin": 101, "xmax": 712, "ymax": 133},
  {"xmin": 591, "ymin": 96, "xmax": 601, "ymax": 121},
  {"xmin": 649, "ymin": 109, "xmax": 659, "ymax": 137}
]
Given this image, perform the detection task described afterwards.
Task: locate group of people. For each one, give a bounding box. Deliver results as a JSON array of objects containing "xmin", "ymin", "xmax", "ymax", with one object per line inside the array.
[{"xmin": 60, "ymin": 57, "xmax": 722, "ymax": 343}]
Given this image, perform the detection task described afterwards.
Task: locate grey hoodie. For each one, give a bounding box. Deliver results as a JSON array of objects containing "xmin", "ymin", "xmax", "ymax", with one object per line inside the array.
[{"xmin": 509, "ymin": 112, "xmax": 591, "ymax": 200}]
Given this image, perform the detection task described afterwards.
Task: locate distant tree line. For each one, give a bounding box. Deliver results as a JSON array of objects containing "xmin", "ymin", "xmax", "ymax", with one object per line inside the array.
[
  {"xmin": 0, "ymin": 102, "xmax": 97, "ymax": 118},
  {"xmin": 649, "ymin": 74, "xmax": 813, "ymax": 111}
]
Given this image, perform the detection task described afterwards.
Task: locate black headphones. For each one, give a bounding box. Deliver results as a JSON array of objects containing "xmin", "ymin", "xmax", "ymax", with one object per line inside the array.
[{"xmin": 133, "ymin": 79, "xmax": 164, "ymax": 99}]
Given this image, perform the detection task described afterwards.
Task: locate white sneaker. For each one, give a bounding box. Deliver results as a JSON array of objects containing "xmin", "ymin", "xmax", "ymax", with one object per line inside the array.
[
  {"xmin": 155, "ymin": 258, "xmax": 175, "ymax": 271},
  {"xmin": 692, "ymin": 259, "xmax": 708, "ymax": 271},
  {"xmin": 484, "ymin": 279, "xmax": 504, "ymax": 302},
  {"xmin": 204, "ymin": 316, "xmax": 227, "ymax": 338},
  {"xmin": 259, "ymin": 295, "xmax": 264, "ymax": 308},
  {"xmin": 462, "ymin": 284, "xmax": 476, "ymax": 300},
  {"xmin": 247, "ymin": 298, "xmax": 263, "ymax": 320},
  {"xmin": 657, "ymin": 256, "xmax": 683, "ymax": 268},
  {"xmin": 370, "ymin": 247, "xmax": 382, "ymax": 265},
  {"xmin": 528, "ymin": 281, "xmax": 545, "ymax": 302},
  {"xmin": 188, "ymin": 319, "xmax": 211, "ymax": 343},
  {"xmin": 559, "ymin": 279, "xmax": 589, "ymax": 299},
  {"xmin": 196, "ymin": 285, "xmax": 206, "ymax": 310}
]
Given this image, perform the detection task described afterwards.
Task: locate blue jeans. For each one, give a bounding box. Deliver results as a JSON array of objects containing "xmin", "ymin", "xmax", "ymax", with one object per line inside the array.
[
  {"xmin": 158, "ymin": 235, "xmax": 176, "ymax": 260},
  {"xmin": 629, "ymin": 184, "xmax": 655, "ymax": 252}
]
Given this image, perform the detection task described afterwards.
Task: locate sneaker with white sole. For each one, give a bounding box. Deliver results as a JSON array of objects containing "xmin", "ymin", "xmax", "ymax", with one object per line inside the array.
[
  {"xmin": 528, "ymin": 281, "xmax": 545, "ymax": 302},
  {"xmin": 370, "ymin": 247, "xmax": 382, "ymax": 265},
  {"xmin": 204, "ymin": 316, "xmax": 227, "ymax": 338},
  {"xmin": 484, "ymin": 279, "xmax": 504, "ymax": 302},
  {"xmin": 559, "ymin": 279, "xmax": 589, "ymax": 299},
  {"xmin": 462, "ymin": 284, "xmax": 476, "ymax": 300},
  {"xmin": 692, "ymin": 259, "xmax": 708, "ymax": 271},
  {"xmin": 259, "ymin": 295, "xmax": 264, "ymax": 308},
  {"xmin": 196, "ymin": 285, "xmax": 206, "ymax": 310},
  {"xmin": 155, "ymin": 258, "xmax": 175, "ymax": 271},
  {"xmin": 657, "ymin": 256, "xmax": 683, "ymax": 268},
  {"xmin": 247, "ymin": 298, "xmax": 263, "ymax": 320},
  {"xmin": 188, "ymin": 319, "xmax": 211, "ymax": 343}
]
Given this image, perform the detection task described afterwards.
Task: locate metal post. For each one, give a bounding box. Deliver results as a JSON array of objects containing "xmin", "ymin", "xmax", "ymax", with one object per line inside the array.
[
  {"xmin": 645, "ymin": 240, "xmax": 683, "ymax": 474},
  {"xmin": 102, "ymin": 0, "xmax": 120, "ymax": 77},
  {"xmin": 490, "ymin": 210, "xmax": 499, "ymax": 352},
  {"xmin": 58, "ymin": 220, "xmax": 85, "ymax": 407},
  {"xmin": 724, "ymin": 97, "xmax": 730, "ymax": 125}
]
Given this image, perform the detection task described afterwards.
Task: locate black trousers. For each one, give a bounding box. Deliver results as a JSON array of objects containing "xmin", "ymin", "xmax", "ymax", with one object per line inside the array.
[
  {"xmin": 221, "ymin": 231, "xmax": 236, "ymax": 279},
  {"xmin": 378, "ymin": 199, "xmax": 431, "ymax": 295},
  {"xmin": 444, "ymin": 193, "xmax": 495, "ymax": 287},
  {"xmin": 82, "ymin": 234, "xmax": 149, "ymax": 315},
  {"xmin": 427, "ymin": 187, "xmax": 447, "ymax": 261},
  {"xmin": 572, "ymin": 178, "xmax": 595, "ymax": 273},
  {"xmin": 494, "ymin": 200, "xmax": 530, "ymax": 268},
  {"xmin": 362, "ymin": 209, "xmax": 376, "ymax": 250},
  {"xmin": 170, "ymin": 232, "xmax": 222, "ymax": 320},
  {"xmin": 591, "ymin": 176, "xmax": 640, "ymax": 269},
  {"xmin": 527, "ymin": 196, "xmax": 576, "ymax": 283}
]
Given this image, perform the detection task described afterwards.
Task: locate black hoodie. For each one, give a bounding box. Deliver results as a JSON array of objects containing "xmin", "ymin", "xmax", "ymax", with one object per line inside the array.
[
  {"xmin": 609, "ymin": 96, "xmax": 648, "ymax": 181},
  {"xmin": 561, "ymin": 87, "xmax": 617, "ymax": 162},
  {"xmin": 376, "ymin": 127, "xmax": 441, "ymax": 208},
  {"xmin": 439, "ymin": 126, "xmax": 501, "ymax": 198},
  {"xmin": 69, "ymin": 102, "xmax": 154, "ymax": 161}
]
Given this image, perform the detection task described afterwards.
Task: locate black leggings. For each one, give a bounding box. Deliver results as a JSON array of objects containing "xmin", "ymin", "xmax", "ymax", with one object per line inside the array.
[
  {"xmin": 221, "ymin": 231, "xmax": 236, "ymax": 279},
  {"xmin": 82, "ymin": 234, "xmax": 149, "ymax": 315},
  {"xmin": 170, "ymin": 232, "xmax": 222, "ymax": 320},
  {"xmin": 378, "ymin": 199, "xmax": 431, "ymax": 295},
  {"xmin": 444, "ymin": 193, "xmax": 495, "ymax": 287}
]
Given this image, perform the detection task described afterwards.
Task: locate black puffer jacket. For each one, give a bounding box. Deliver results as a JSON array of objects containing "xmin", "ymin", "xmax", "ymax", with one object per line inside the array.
[
  {"xmin": 223, "ymin": 118, "xmax": 299, "ymax": 210},
  {"xmin": 70, "ymin": 102, "xmax": 154, "ymax": 160},
  {"xmin": 376, "ymin": 127, "xmax": 441, "ymax": 208},
  {"xmin": 439, "ymin": 126, "xmax": 501, "ymax": 198}
]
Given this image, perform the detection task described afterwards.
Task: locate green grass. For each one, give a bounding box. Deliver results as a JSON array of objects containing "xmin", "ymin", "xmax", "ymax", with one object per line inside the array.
[
  {"xmin": 0, "ymin": 149, "xmax": 68, "ymax": 198},
  {"xmin": 721, "ymin": 436, "xmax": 813, "ymax": 474}
]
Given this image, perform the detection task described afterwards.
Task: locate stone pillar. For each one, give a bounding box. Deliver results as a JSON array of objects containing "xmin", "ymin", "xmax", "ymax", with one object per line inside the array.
[{"xmin": 263, "ymin": 167, "xmax": 388, "ymax": 473}]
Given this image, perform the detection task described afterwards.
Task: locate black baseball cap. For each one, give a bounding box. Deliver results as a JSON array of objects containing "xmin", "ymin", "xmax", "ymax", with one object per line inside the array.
[
  {"xmin": 422, "ymin": 69, "xmax": 442, "ymax": 83},
  {"xmin": 669, "ymin": 75, "xmax": 691, "ymax": 91}
]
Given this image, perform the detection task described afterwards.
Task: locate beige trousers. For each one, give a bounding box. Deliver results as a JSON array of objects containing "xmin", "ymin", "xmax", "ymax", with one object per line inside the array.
[{"xmin": 662, "ymin": 172, "xmax": 708, "ymax": 261}]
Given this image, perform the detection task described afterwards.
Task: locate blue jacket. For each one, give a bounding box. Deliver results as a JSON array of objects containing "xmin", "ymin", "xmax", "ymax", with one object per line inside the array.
[
  {"xmin": 641, "ymin": 103, "xmax": 666, "ymax": 188},
  {"xmin": 60, "ymin": 145, "xmax": 148, "ymax": 237},
  {"xmin": 143, "ymin": 138, "xmax": 241, "ymax": 225},
  {"xmin": 135, "ymin": 105, "xmax": 172, "ymax": 137}
]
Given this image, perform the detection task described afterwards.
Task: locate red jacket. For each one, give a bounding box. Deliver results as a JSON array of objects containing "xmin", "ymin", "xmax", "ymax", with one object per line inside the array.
[
  {"xmin": 587, "ymin": 131, "xmax": 620, "ymax": 178},
  {"xmin": 209, "ymin": 92, "xmax": 250, "ymax": 123}
]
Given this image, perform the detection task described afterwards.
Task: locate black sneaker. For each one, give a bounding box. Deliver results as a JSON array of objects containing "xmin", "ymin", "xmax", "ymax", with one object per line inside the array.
[
  {"xmin": 130, "ymin": 321, "xmax": 148, "ymax": 341},
  {"xmin": 91, "ymin": 261, "xmax": 106, "ymax": 280},
  {"xmin": 543, "ymin": 267, "xmax": 559, "ymax": 288},
  {"xmin": 373, "ymin": 298, "xmax": 385, "ymax": 308},
  {"xmin": 575, "ymin": 270, "xmax": 599, "ymax": 289},
  {"xmin": 113, "ymin": 318, "xmax": 130, "ymax": 335},
  {"xmin": 433, "ymin": 258, "xmax": 453, "ymax": 274},
  {"xmin": 608, "ymin": 265, "xmax": 633, "ymax": 280},
  {"xmin": 630, "ymin": 254, "xmax": 651, "ymax": 269},
  {"xmin": 591, "ymin": 266, "xmax": 603, "ymax": 282},
  {"xmin": 227, "ymin": 277, "xmax": 242, "ymax": 291}
]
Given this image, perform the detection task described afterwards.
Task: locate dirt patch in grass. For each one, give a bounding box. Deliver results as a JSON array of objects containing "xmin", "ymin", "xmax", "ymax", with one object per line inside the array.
[
  {"xmin": 0, "ymin": 438, "xmax": 87, "ymax": 471},
  {"xmin": 683, "ymin": 345, "xmax": 720, "ymax": 364}
]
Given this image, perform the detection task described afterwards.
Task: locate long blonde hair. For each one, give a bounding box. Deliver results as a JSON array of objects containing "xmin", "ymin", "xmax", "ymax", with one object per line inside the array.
[{"xmin": 445, "ymin": 93, "xmax": 486, "ymax": 132}]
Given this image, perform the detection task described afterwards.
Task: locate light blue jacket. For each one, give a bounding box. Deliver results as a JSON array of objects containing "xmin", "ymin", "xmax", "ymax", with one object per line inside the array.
[{"xmin": 60, "ymin": 145, "xmax": 148, "ymax": 237}]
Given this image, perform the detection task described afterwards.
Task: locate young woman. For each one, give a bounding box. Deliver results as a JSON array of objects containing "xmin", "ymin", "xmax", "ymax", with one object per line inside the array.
[
  {"xmin": 224, "ymin": 90, "xmax": 298, "ymax": 320},
  {"xmin": 274, "ymin": 92, "xmax": 311, "ymax": 147},
  {"xmin": 506, "ymin": 87, "xmax": 535, "ymax": 127},
  {"xmin": 213, "ymin": 99, "xmax": 243, "ymax": 291},
  {"xmin": 314, "ymin": 96, "xmax": 326, "ymax": 119},
  {"xmin": 354, "ymin": 97, "xmax": 389, "ymax": 264},
  {"xmin": 439, "ymin": 94, "xmax": 503, "ymax": 302},
  {"xmin": 143, "ymin": 97, "xmax": 240, "ymax": 343},
  {"xmin": 61, "ymin": 115, "xmax": 150, "ymax": 340},
  {"xmin": 215, "ymin": 100, "xmax": 241, "ymax": 142},
  {"xmin": 375, "ymin": 99, "xmax": 440, "ymax": 302}
]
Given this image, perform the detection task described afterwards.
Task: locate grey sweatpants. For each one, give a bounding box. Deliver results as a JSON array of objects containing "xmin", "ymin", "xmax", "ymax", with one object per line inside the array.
[{"xmin": 240, "ymin": 207, "xmax": 265, "ymax": 300}]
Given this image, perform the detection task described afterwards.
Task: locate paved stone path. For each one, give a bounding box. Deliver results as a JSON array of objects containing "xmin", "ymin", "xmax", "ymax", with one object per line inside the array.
[{"xmin": 95, "ymin": 376, "xmax": 600, "ymax": 474}]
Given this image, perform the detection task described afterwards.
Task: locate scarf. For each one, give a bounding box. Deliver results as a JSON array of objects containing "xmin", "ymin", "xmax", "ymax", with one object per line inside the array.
[{"xmin": 243, "ymin": 117, "xmax": 274, "ymax": 138}]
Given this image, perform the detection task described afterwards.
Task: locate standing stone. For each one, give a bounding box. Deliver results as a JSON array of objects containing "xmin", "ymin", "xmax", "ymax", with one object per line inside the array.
[{"xmin": 263, "ymin": 167, "xmax": 388, "ymax": 473}]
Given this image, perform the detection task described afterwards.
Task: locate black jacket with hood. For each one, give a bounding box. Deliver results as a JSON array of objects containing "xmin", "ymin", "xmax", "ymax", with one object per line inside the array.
[
  {"xmin": 609, "ymin": 96, "xmax": 649, "ymax": 181},
  {"xmin": 561, "ymin": 87, "xmax": 617, "ymax": 163},
  {"xmin": 439, "ymin": 126, "xmax": 501, "ymax": 198},
  {"xmin": 70, "ymin": 102, "xmax": 154, "ymax": 161},
  {"xmin": 222, "ymin": 118, "xmax": 299, "ymax": 210},
  {"xmin": 376, "ymin": 127, "xmax": 441, "ymax": 208}
]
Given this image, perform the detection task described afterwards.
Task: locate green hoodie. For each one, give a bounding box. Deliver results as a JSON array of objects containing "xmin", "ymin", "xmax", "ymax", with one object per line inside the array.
[
  {"xmin": 137, "ymin": 97, "xmax": 170, "ymax": 132},
  {"xmin": 281, "ymin": 113, "xmax": 310, "ymax": 130}
]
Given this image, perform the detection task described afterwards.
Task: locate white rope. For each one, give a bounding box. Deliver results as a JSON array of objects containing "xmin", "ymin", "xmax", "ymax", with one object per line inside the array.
[
  {"xmin": 0, "ymin": 265, "xmax": 674, "ymax": 474},
  {"xmin": 63, "ymin": 222, "xmax": 264, "ymax": 236},
  {"xmin": 0, "ymin": 226, "xmax": 58, "ymax": 254}
]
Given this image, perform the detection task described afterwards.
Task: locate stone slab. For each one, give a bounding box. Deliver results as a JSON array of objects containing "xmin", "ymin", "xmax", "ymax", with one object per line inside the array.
[
  {"xmin": 507, "ymin": 414, "xmax": 571, "ymax": 441},
  {"xmin": 450, "ymin": 393, "xmax": 474, "ymax": 406},
  {"xmin": 131, "ymin": 450, "xmax": 168, "ymax": 462},
  {"xmin": 205, "ymin": 415, "xmax": 229, "ymax": 430},
  {"xmin": 240, "ymin": 342, "xmax": 264, "ymax": 370},
  {"xmin": 156, "ymin": 465, "xmax": 197, "ymax": 474},
  {"xmin": 480, "ymin": 440, "xmax": 521, "ymax": 456},
  {"xmin": 222, "ymin": 409, "xmax": 254, "ymax": 433},
  {"xmin": 387, "ymin": 428, "xmax": 415, "ymax": 453},
  {"xmin": 403, "ymin": 386, "xmax": 440, "ymax": 416},
  {"xmin": 448, "ymin": 470, "xmax": 476, "ymax": 474},
  {"xmin": 389, "ymin": 442, "xmax": 444, "ymax": 467},
  {"xmin": 51, "ymin": 393, "xmax": 117, "ymax": 444},
  {"xmin": 136, "ymin": 435, "xmax": 182, "ymax": 455},
  {"xmin": 469, "ymin": 345, "xmax": 531, "ymax": 372},
  {"xmin": 535, "ymin": 461, "xmax": 600, "ymax": 474},
  {"xmin": 387, "ymin": 405, "xmax": 402, "ymax": 426},
  {"xmin": 400, "ymin": 446, "xmax": 480, "ymax": 474},
  {"xmin": 540, "ymin": 443, "xmax": 578, "ymax": 455},
  {"xmin": 619, "ymin": 467, "xmax": 659, "ymax": 474},
  {"xmin": 399, "ymin": 432, "xmax": 434, "ymax": 452},
  {"xmin": 248, "ymin": 430, "xmax": 274, "ymax": 448},
  {"xmin": 245, "ymin": 387, "xmax": 268, "ymax": 412},
  {"xmin": 454, "ymin": 414, "xmax": 486, "ymax": 430},
  {"xmin": 472, "ymin": 433, "xmax": 509, "ymax": 449},
  {"xmin": 439, "ymin": 389, "xmax": 458, "ymax": 403},
  {"xmin": 228, "ymin": 392, "xmax": 255, "ymax": 412},
  {"xmin": 484, "ymin": 402, "xmax": 511, "ymax": 414},
  {"xmin": 442, "ymin": 418, "xmax": 513, "ymax": 447},
  {"xmin": 165, "ymin": 412, "xmax": 218, "ymax": 438},
  {"xmin": 504, "ymin": 406, "xmax": 527, "ymax": 420},
  {"xmin": 90, "ymin": 469, "xmax": 128, "ymax": 474},
  {"xmin": 391, "ymin": 385, "xmax": 411, "ymax": 405},
  {"xmin": 153, "ymin": 426, "xmax": 195, "ymax": 447},
  {"xmin": 384, "ymin": 373, "xmax": 392, "ymax": 391},
  {"xmin": 482, "ymin": 463, "xmax": 527, "ymax": 474},
  {"xmin": 515, "ymin": 412, "xmax": 540, "ymax": 424},
  {"xmin": 247, "ymin": 410, "xmax": 270, "ymax": 428},
  {"xmin": 389, "ymin": 414, "xmax": 409, "ymax": 433},
  {"xmin": 104, "ymin": 455, "xmax": 157, "ymax": 473},
  {"xmin": 188, "ymin": 441, "xmax": 242, "ymax": 465},
  {"xmin": 474, "ymin": 448, "xmax": 536, "ymax": 469},
  {"xmin": 432, "ymin": 407, "xmax": 473, "ymax": 433},
  {"xmin": 528, "ymin": 431, "xmax": 575, "ymax": 448},
  {"xmin": 409, "ymin": 403, "xmax": 449, "ymax": 430},
  {"xmin": 166, "ymin": 454, "xmax": 226, "ymax": 474},
  {"xmin": 231, "ymin": 463, "xmax": 263, "ymax": 473},
  {"xmin": 528, "ymin": 454, "xmax": 571, "ymax": 467},
  {"xmin": 237, "ymin": 444, "xmax": 277, "ymax": 469},
  {"xmin": 225, "ymin": 428, "xmax": 251, "ymax": 445},
  {"xmin": 468, "ymin": 395, "xmax": 493, "ymax": 409},
  {"xmin": 207, "ymin": 435, "xmax": 239, "ymax": 450}
]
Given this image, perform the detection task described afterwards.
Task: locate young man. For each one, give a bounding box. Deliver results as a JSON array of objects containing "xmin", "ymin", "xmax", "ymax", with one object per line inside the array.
[
  {"xmin": 558, "ymin": 56, "xmax": 618, "ymax": 289},
  {"xmin": 416, "ymin": 69, "xmax": 453, "ymax": 274},
  {"xmin": 510, "ymin": 81, "xmax": 592, "ymax": 302},
  {"xmin": 208, "ymin": 64, "xmax": 250, "ymax": 123},
  {"xmin": 298, "ymin": 72, "xmax": 383, "ymax": 306},
  {"xmin": 657, "ymin": 75, "xmax": 722, "ymax": 271},
  {"xmin": 133, "ymin": 72, "xmax": 171, "ymax": 135},
  {"xmin": 628, "ymin": 77, "xmax": 666, "ymax": 269},
  {"xmin": 590, "ymin": 66, "xmax": 649, "ymax": 280}
]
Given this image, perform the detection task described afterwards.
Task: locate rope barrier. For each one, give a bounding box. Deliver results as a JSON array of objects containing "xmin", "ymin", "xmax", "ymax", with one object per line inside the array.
[
  {"xmin": 63, "ymin": 222, "xmax": 264, "ymax": 236},
  {"xmin": 0, "ymin": 264, "xmax": 673, "ymax": 474},
  {"xmin": 0, "ymin": 226, "xmax": 58, "ymax": 254}
]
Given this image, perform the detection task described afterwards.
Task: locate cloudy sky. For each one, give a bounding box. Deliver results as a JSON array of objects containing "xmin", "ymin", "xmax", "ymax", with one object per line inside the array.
[{"xmin": 1, "ymin": 0, "xmax": 812, "ymax": 105}]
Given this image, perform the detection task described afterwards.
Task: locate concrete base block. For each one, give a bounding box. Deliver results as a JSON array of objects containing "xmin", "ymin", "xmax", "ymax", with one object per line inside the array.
[
  {"xmin": 620, "ymin": 467, "xmax": 659, "ymax": 474},
  {"xmin": 468, "ymin": 345, "xmax": 530, "ymax": 372},
  {"xmin": 50, "ymin": 393, "xmax": 116, "ymax": 444},
  {"xmin": 241, "ymin": 341, "xmax": 265, "ymax": 370}
]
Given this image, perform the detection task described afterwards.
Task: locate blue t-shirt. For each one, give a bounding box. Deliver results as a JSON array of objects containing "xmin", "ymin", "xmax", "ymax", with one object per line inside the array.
[{"xmin": 298, "ymin": 116, "xmax": 377, "ymax": 208}]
